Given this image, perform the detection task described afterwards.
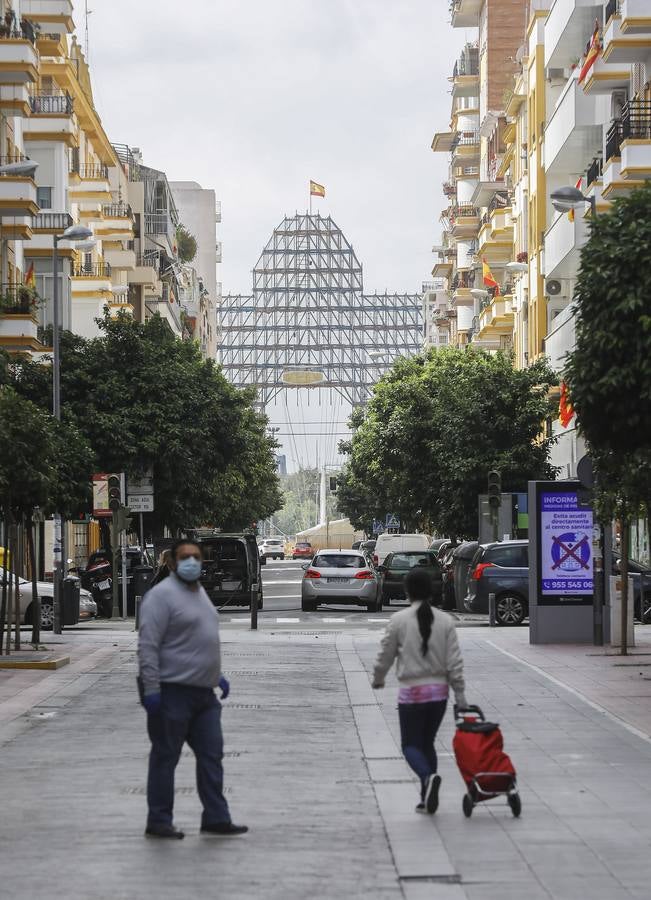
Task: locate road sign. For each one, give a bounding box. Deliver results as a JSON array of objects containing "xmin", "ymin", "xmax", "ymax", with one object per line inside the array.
[
  {"xmin": 372, "ymin": 519, "xmax": 385, "ymax": 535},
  {"xmin": 93, "ymin": 473, "xmax": 113, "ymax": 518},
  {"xmin": 385, "ymin": 513, "xmax": 400, "ymax": 529},
  {"xmin": 127, "ymin": 471, "xmax": 154, "ymax": 494},
  {"xmin": 127, "ymin": 494, "xmax": 154, "ymax": 513}
]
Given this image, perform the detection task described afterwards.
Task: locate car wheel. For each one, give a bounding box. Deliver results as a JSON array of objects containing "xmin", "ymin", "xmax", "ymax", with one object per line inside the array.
[
  {"xmin": 495, "ymin": 594, "xmax": 526, "ymax": 627},
  {"xmin": 301, "ymin": 600, "xmax": 316, "ymax": 612},
  {"xmin": 40, "ymin": 599, "xmax": 54, "ymax": 631}
]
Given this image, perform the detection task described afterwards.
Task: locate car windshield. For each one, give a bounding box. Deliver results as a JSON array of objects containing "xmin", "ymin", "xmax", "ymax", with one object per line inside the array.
[
  {"xmin": 312, "ymin": 554, "xmax": 365, "ymax": 569},
  {"xmin": 296, "ymin": 543, "xmax": 311, "ymax": 548},
  {"xmin": 266, "ymin": 540, "xmax": 283, "ymax": 545},
  {"xmin": 389, "ymin": 553, "xmax": 434, "ymax": 569}
]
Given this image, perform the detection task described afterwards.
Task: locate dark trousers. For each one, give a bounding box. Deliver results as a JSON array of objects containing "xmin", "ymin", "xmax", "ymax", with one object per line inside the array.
[
  {"xmin": 398, "ymin": 700, "xmax": 448, "ymax": 796},
  {"xmin": 146, "ymin": 682, "xmax": 231, "ymax": 828}
]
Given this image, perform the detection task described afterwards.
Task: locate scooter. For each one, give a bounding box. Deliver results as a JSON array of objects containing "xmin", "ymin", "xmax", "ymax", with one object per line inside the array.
[{"xmin": 77, "ymin": 551, "xmax": 113, "ymax": 618}]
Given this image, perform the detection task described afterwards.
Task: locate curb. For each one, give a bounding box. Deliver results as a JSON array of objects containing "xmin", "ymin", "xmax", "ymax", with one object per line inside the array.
[{"xmin": 0, "ymin": 655, "xmax": 70, "ymax": 670}]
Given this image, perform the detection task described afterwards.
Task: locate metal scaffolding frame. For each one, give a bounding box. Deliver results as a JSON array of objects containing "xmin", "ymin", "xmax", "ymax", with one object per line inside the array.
[{"xmin": 219, "ymin": 213, "xmax": 423, "ymax": 407}]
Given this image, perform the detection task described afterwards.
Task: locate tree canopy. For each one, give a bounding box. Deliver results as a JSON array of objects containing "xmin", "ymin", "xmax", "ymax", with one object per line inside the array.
[
  {"xmin": 564, "ymin": 181, "xmax": 651, "ymax": 521},
  {"xmin": 5, "ymin": 315, "xmax": 282, "ymax": 534},
  {"xmin": 176, "ymin": 224, "xmax": 197, "ymax": 263},
  {"xmin": 337, "ymin": 347, "xmax": 557, "ymax": 539}
]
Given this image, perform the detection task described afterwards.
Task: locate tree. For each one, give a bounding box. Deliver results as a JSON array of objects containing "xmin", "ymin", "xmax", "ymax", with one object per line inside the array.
[
  {"xmin": 9, "ymin": 315, "xmax": 281, "ymax": 535},
  {"xmin": 338, "ymin": 348, "xmax": 557, "ymax": 539},
  {"xmin": 564, "ymin": 182, "xmax": 651, "ymax": 653},
  {"xmin": 176, "ymin": 224, "xmax": 197, "ymax": 263}
]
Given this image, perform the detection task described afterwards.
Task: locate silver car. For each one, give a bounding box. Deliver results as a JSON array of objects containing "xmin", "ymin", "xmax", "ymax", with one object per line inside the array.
[{"xmin": 301, "ymin": 550, "xmax": 381, "ymax": 612}]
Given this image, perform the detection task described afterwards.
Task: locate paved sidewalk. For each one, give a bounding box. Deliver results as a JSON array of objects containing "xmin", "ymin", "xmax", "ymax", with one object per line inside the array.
[{"xmin": 1, "ymin": 624, "xmax": 651, "ymax": 898}]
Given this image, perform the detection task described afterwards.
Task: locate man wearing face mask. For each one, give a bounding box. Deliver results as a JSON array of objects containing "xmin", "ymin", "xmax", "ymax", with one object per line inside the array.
[{"xmin": 138, "ymin": 538, "xmax": 247, "ymax": 839}]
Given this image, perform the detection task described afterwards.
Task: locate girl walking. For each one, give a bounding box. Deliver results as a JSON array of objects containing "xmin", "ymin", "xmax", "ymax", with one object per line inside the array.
[{"xmin": 372, "ymin": 566, "xmax": 468, "ymax": 814}]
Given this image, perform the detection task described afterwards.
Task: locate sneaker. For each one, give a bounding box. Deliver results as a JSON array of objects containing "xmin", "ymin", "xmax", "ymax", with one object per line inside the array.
[
  {"xmin": 424, "ymin": 774, "xmax": 441, "ymax": 815},
  {"xmin": 415, "ymin": 802, "xmax": 427, "ymax": 815},
  {"xmin": 145, "ymin": 824, "xmax": 184, "ymax": 839},
  {"xmin": 200, "ymin": 822, "xmax": 248, "ymax": 836}
]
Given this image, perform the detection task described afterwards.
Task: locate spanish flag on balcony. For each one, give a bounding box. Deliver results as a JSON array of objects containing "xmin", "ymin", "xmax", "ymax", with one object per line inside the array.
[
  {"xmin": 578, "ymin": 20, "xmax": 601, "ymax": 85},
  {"xmin": 559, "ymin": 381, "xmax": 574, "ymax": 428},
  {"xmin": 310, "ymin": 180, "xmax": 326, "ymax": 198},
  {"xmin": 482, "ymin": 258, "xmax": 500, "ymax": 295},
  {"xmin": 24, "ymin": 263, "xmax": 35, "ymax": 288},
  {"xmin": 568, "ymin": 176, "xmax": 582, "ymax": 222}
]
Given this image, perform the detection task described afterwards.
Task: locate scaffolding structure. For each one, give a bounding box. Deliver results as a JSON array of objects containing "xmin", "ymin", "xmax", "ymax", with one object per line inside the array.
[{"xmin": 218, "ymin": 213, "xmax": 423, "ymax": 407}]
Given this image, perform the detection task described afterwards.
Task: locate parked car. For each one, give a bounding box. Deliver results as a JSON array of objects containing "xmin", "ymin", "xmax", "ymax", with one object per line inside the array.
[
  {"xmin": 464, "ymin": 541, "xmax": 530, "ymax": 626},
  {"xmin": 453, "ymin": 541, "xmax": 479, "ymax": 613},
  {"xmin": 292, "ymin": 541, "xmax": 314, "ymax": 561},
  {"xmin": 194, "ymin": 534, "xmax": 263, "ymax": 610},
  {"xmin": 377, "ymin": 551, "xmax": 443, "ymax": 608},
  {"xmin": 259, "ymin": 538, "xmax": 285, "ymax": 561},
  {"xmin": 373, "ymin": 533, "xmax": 430, "ymax": 566},
  {"xmin": 0, "ymin": 567, "xmax": 96, "ymax": 630},
  {"xmin": 360, "ymin": 540, "xmax": 376, "ymax": 562},
  {"xmin": 612, "ymin": 553, "xmax": 651, "ymax": 623},
  {"xmin": 440, "ymin": 545, "xmax": 457, "ymax": 610},
  {"xmin": 429, "ymin": 538, "xmax": 451, "ymax": 560},
  {"xmin": 301, "ymin": 549, "xmax": 380, "ymax": 612},
  {"xmin": 352, "ymin": 540, "xmax": 362, "ymax": 550}
]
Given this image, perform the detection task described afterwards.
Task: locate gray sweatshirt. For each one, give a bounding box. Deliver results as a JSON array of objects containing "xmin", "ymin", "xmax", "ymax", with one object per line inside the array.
[
  {"xmin": 373, "ymin": 603, "xmax": 467, "ymax": 706},
  {"xmin": 138, "ymin": 573, "xmax": 221, "ymax": 695}
]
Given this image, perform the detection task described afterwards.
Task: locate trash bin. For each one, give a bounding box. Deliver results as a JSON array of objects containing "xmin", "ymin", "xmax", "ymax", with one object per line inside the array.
[
  {"xmin": 131, "ymin": 565, "xmax": 154, "ymax": 617},
  {"xmin": 453, "ymin": 541, "xmax": 479, "ymax": 613},
  {"xmin": 62, "ymin": 575, "xmax": 81, "ymax": 626}
]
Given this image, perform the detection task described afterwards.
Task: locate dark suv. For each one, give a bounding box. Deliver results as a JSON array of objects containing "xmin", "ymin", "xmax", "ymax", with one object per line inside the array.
[{"xmin": 464, "ymin": 541, "xmax": 529, "ymax": 626}]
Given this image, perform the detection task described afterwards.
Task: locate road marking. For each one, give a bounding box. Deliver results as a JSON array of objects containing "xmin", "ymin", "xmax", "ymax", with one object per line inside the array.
[
  {"xmin": 325, "ymin": 618, "xmax": 347, "ymax": 623},
  {"xmin": 264, "ymin": 580, "xmax": 303, "ymax": 585},
  {"xmin": 367, "ymin": 618, "xmax": 388, "ymax": 623},
  {"xmin": 276, "ymin": 617, "xmax": 300, "ymax": 623},
  {"xmin": 486, "ymin": 639, "xmax": 651, "ymax": 747}
]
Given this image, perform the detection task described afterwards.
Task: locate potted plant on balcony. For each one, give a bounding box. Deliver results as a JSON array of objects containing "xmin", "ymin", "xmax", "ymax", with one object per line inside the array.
[
  {"xmin": 0, "ymin": 285, "xmax": 41, "ymax": 316},
  {"xmin": 516, "ymin": 251, "xmax": 528, "ymax": 263}
]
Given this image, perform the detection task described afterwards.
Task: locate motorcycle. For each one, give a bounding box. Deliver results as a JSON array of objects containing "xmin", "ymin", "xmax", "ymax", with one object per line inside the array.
[{"xmin": 77, "ymin": 550, "xmax": 113, "ymax": 618}]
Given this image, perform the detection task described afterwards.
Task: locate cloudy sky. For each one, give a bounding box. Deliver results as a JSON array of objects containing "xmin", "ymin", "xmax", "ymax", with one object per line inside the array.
[{"xmin": 89, "ymin": 0, "xmax": 463, "ymax": 474}]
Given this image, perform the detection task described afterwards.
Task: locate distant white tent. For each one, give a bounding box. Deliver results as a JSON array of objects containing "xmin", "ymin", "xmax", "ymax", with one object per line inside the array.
[{"xmin": 295, "ymin": 518, "xmax": 364, "ymax": 552}]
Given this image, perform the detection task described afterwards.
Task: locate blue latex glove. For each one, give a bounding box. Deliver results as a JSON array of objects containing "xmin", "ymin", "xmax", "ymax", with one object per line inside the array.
[
  {"xmin": 218, "ymin": 675, "xmax": 230, "ymax": 700},
  {"xmin": 143, "ymin": 692, "xmax": 161, "ymax": 715}
]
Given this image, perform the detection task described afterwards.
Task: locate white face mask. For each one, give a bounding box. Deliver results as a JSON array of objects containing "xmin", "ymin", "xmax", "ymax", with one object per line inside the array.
[{"xmin": 176, "ymin": 557, "xmax": 202, "ymax": 583}]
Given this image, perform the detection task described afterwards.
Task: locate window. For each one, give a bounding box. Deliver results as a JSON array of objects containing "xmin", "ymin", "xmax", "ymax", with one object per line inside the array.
[
  {"xmin": 390, "ymin": 553, "xmax": 436, "ymax": 570},
  {"xmin": 312, "ymin": 554, "xmax": 364, "ymax": 569},
  {"xmin": 488, "ymin": 546, "xmax": 528, "ymax": 568},
  {"xmin": 37, "ymin": 186, "xmax": 52, "ymax": 209}
]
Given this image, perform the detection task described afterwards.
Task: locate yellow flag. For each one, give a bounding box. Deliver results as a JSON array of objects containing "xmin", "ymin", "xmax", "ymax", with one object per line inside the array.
[{"xmin": 310, "ymin": 180, "xmax": 325, "ymax": 198}]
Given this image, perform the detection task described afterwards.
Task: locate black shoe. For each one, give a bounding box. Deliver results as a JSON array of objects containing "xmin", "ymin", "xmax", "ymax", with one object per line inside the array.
[
  {"xmin": 415, "ymin": 802, "xmax": 427, "ymax": 815},
  {"xmin": 201, "ymin": 822, "xmax": 248, "ymax": 836},
  {"xmin": 145, "ymin": 824, "xmax": 185, "ymax": 839},
  {"xmin": 424, "ymin": 774, "xmax": 441, "ymax": 815}
]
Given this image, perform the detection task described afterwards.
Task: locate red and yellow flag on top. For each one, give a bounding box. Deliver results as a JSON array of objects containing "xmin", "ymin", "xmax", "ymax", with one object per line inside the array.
[
  {"xmin": 310, "ymin": 180, "xmax": 325, "ymax": 198},
  {"xmin": 559, "ymin": 381, "xmax": 574, "ymax": 428},
  {"xmin": 568, "ymin": 176, "xmax": 582, "ymax": 222},
  {"xmin": 24, "ymin": 263, "xmax": 35, "ymax": 288},
  {"xmin": 482, "ymin": 258, "xmax": 500, "ymax": 295},
  {"xmin": 578, "ymin": 20, "xmax": 601, "ymax": 85}
]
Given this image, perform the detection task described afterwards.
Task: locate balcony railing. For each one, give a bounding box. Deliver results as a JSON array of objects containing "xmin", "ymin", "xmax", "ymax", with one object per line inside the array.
[
  {"xmin": 0, "ymin": 283, "xmax": 40, "ymax": 316},
  {"xmin": 606, "ymin": 120, "xmax": 623, "ymax": 160},
  {"xmin": 145, "ymin": 213, "xmax": 174, "ymax": 237},
  {"xmin": 452, "ymin": 55, "xmax": 479, "ymax": 78},
  {"xmin": 0, "ymin": 153, "xmax": 27, "ymax": 167},
  {"xmin": 451, "ymin": 271, "xmax": 475, "ymax": 291},
  {"xmin": 622, "ymin": 99, "xmax": 651, "ymax": 141},
  {"xmin": 102, "ymin": 202, "xmax": 132, "ymax": 219},
  {"xmin": 30, "ymin": 92, "xmax": 73, "ymax": 115},
  {"xmin": 33, "ymin": 212, "xmax": 73, "ymax": 231},
  {"xmin": 78, "ymin": 163, "xmax": 108, "ymax": 180},
  {"xmin": 450, "ymin": 203, "xmax": 479, "ymax": 219},
  {"xmin": 0, "ymin": 17, "xmax": 37, "ymax": 42},
  {"xmin": 488, "ymin": 192, "xmax": 510, "ymax": 215},
  {"xmin": 451, "ymin": 130, "xmax": 480, "ymax": 151},
  {"xmin": 72, "ymin": 263, "xmax": 111, "ymax": 278},
  {"xmin": 136, "ymin": 252, "xmax": 161, "ymax": 271},
  {"xmin": 586, "ymin": 157, "xmax": 603, "ymax": 187}
]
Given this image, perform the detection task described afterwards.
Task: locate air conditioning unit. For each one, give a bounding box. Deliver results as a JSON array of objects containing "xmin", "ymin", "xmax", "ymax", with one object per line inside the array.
[
  {"xmin": 544, "ymin": 278, "xmax": 564, "ymax": 297},
  {"xmin": 546, "ymin": 67, "xmax": 566, "ymax": 82}
]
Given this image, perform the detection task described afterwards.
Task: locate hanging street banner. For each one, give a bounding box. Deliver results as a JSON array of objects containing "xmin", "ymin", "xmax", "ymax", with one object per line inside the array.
[
  {"xmin": 92, "ymin": 473, "xmax": 112, "ymax": 519},
  {"xmin": 540, "ymin": 491, "xmax": 593, "ymax": 596}
]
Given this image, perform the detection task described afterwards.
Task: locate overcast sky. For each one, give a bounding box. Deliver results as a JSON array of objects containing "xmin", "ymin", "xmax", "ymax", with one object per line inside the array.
[{"xmin": 89, "ymin": 0, "xmax": 463, "ymax": 476}]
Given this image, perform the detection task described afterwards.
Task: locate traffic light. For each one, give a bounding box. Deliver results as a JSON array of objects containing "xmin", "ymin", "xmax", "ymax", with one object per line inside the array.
[
  {"xmin": 329, "ymin": 476, "xmax": 338, "ymax": 492},
  {"xmin": 116, "ymin": 506, "xmax": 132, "ymax": 533},
  {"xmin": 107, "ymin": 474, "xmax": 121, "ymax": 512},
  {"xmin": 487, "ymin": 470, "xmax": 502, "ymax": 510}
]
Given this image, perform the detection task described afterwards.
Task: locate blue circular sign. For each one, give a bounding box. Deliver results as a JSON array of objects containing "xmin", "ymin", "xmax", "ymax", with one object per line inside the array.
[{"xmin": 551, "ymin": 532, "xmax": 591, "ymax": 572}]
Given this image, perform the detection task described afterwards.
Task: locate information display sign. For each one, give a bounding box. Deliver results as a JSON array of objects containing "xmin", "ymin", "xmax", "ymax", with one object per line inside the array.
[{"xmin": 539, "ymin": 491, "xmax": 593, "ymax": 599}]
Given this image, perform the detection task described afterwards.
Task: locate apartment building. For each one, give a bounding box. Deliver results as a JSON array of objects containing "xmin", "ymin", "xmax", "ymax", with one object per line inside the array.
[
  {"xmin": 422, "ymin": 279, "xmax": 452, "ymax": 348},
  {"xmin": 433, "ymin": 0, "xmax": 528, "ymax": 351}
]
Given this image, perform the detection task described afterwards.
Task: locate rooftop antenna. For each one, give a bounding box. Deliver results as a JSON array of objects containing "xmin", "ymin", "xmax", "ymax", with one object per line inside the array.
[{"xmin": 84, "ymin": 1, "xmax": 92, "ymax": 61}]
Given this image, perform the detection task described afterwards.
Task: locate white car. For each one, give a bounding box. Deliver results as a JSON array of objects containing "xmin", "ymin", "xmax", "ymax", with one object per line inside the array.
[
  {"xmin": 258, "ymin": 538, "xmax": 285, "ymax": 560},
  {"xmin": 0, "ymin": 568, "xmax": 97, "ymax": 630}
]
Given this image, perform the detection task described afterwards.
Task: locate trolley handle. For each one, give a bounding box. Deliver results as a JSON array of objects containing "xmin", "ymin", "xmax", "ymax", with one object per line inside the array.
[{"xmin": 454, "ymin": 703, "xmax": 485, "ymax": 720}]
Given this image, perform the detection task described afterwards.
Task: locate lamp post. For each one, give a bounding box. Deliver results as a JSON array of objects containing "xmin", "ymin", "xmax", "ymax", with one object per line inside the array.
[
  {"xmin": 51, "ymin": 223, "xmax": 92, "ymax": 634},
  {"xmin": 550, "ymin": 185, "xmax": 597, "ymax": 218}
]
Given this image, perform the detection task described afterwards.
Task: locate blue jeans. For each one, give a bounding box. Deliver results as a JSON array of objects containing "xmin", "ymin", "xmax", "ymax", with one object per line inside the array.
[
  {"xmin": 146, "ymin": 682, "xmax": 231, "ymax": 828},
  {"xmin": 398, "ymin": 700, "xmax": 448, "ymax": 797}
]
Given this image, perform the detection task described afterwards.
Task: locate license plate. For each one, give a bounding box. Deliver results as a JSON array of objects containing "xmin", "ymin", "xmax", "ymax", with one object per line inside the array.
[
  {"xmin": 328, "ymin": 577, "xmax": 348, "ymax": 584},
  {"xmin": 97, "ymin": 579, "xmax": 111, "ymax": 591}
]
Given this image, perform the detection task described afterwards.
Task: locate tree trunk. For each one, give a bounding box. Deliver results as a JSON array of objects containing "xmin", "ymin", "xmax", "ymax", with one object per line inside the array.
[
  {"xmin": 620, "ymin": 518, "xmax": 630, "ymax": 657},
  {"xmin": 13, "ymin": 520, "xmax": 20, "ymax": 651},
  {"xmin": 0, "ymin": 502, "xmax": 8, "ymax": 655},
  {"xmin": 27, "ymin": 517, "xmax": 41, "ymax": 646}
]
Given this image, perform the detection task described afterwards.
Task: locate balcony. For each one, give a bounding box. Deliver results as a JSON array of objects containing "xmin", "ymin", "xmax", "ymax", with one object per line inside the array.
[
  {"xmin": 478, "ymin": 295, "xmax": 515, "ymax": 340},
  {"xmin": 215, "ymin": 200, "xmax": 222, "ymax": 223},
  {"xmin": 0, "ymin": 283, "xmax": 40, "ymax": 317},
  {"xmin": 69, "ymin": 163, "xmax": 110, "ymax": 199},
  {"xmin": 36, "ymin": 31, "xmax": 67, "ymax": 55},
  {"xmin": 451, "ymin": 130, "xmax": 480, "ymax": 167},
  {"xmin": 71, "ymin": 262, "xmax": 112, "ymax": 298},
  {"xmin": 33, "ymin": 211, "xmax": 73, "ymax": 232},
  {"xmin": 0, "ymin": 29, "xmax": 38, "ymax": 85},
  {"xmin": 0, "ymin": 83, "xmax": 31, "ymax": 116},
  {"xmin": 620, "ymin": 99, "xmax": 651, "ymax": 179},
  {"xmin": 603, "ymin": 116, "xmax": 646, "ymax": 196},
  {"xmin": 449, "ymin": 0, "xmax": 482, "ymax": 28},
  {"xmin": 0, "ymin": 164, "xmax": 38, "ymax": 216},
  {"xmin": 24, "ymin": 90, "xmax": 77, "ymax": 146},
  {"xmin": 103, "ymin": 248, "xmax": 136, "ymax": 271},
  {"xmin": 581, "ymin": 50, "xmax": 631, "ymax": 94},
  {"xmin": 544, "ymin": 0, "xmax": 602, "ymax": 70},
  {"xmin": 449, "ymin": 203, "xmax": 479, "ymax": 237},
  {"xmin": 619, "ymin": 0, "xmax": 651, "ymax": 33},
  {"xmin": 73, "ymin": 262, "xmax": 111, "ymax": 278},
  {"xmin": 603, "ymin": 4, "xmax": 651, "ymax": 62},
  {"xmin": 543, "ymin": 302, "xmax": 577, "ymax": 371},
  {"xmin": 543, "ymin": 211, "xmax": 589, "ymax": 281},
  {"xmin": 21, "ymin": 1, "xmax": 74, "ymax": 32},
  {"xmin": 450, "ymin": 52, "xmax": 479, "ymax": 99},
  {"xmin": 544, "ymin": 76, "xmax": 603, "ymax": 175},
  {"xmin": 131, "ymin": 252, "xmax": 162, "ymax": 288},
  {"xmin": 30, "ymin": 92, "xmax": 73, "ymax": 114}
]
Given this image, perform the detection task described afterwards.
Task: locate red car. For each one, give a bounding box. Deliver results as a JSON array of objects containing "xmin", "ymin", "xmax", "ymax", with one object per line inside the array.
[{"xmin": 292, "ymin": 541, "xmax": 314, "ymax": 560}]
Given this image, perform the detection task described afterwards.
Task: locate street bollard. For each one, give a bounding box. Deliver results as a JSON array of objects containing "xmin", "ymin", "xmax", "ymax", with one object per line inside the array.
[
  {"xmin": 250, "ymin": 589, "xmax": 258, "ymax": 631},
  {"xmin": 134, "ymin": 595, "xmax": 142, "ymax": 631},
  {"xmin": 488, "ymin": 592, "xmax": 496, "ymax": 628}
]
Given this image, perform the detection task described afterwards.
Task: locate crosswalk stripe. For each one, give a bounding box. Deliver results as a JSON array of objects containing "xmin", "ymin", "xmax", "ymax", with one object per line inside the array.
[{"xmin": 276, "ymin": 617, "xmax": 300, "ymax": 623}]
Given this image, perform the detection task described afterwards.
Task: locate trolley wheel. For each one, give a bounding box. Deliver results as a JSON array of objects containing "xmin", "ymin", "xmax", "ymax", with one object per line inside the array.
[
  {"xmin": 508, "ymin": 793, "xmax": 522, "ymax": 818},
  {"xmin": 462, "ymin": 794, "xmax": 474, "ymax": 818}
]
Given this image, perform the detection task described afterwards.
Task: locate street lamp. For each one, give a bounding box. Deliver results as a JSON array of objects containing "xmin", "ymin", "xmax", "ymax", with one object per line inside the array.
[
  {"xmin": 506, "ymin": 261, "xmax": 529, "ymax": 274},
  {"xmin": 51, "ymin": 223, "xmax": 92, "ymax": 633},
  {"xmin": 470, "ymin": 288, "xmax": 489, "ymax": 300},
  {"xmin": 550, "ymin": 185, "xmax": 597, "ymax": 217}
]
